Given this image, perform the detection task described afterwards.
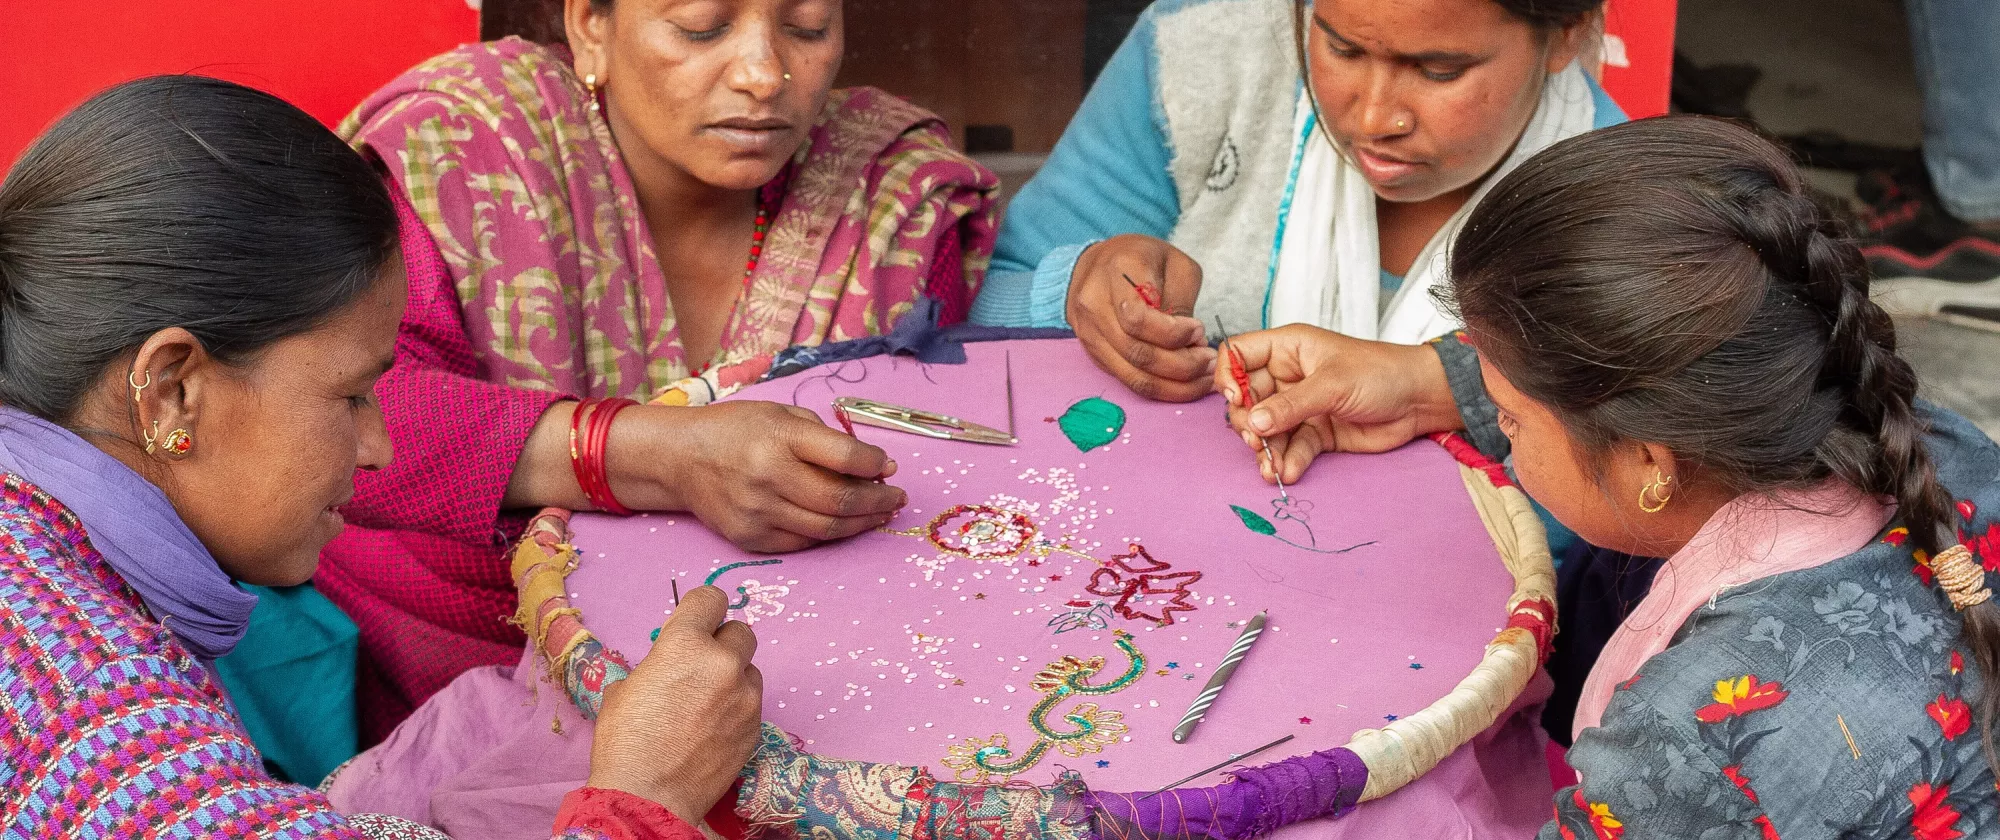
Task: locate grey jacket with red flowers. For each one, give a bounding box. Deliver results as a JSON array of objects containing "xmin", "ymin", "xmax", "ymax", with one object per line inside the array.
[
  {"xmin": 1509, "ymin": 400, "xmax": 2000, "ymax": 839},
  {"xmin": 1433, "ymin": 329, "xmax": 2000, "ymax": 839}
]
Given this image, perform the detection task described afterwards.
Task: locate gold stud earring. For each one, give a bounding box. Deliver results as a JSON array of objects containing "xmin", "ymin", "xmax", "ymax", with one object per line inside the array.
[
  {"xmin": 161, "ymin": 428, "xmax": 193, "ymax": 457},
  {"xmin": 783, "ymin": 72, "xmax": 793, "ymax": 81},
  {"xmin": 584, "ymin": 73, "xmax": 602, "ymax": 113},
  {"xmin": 1638, "ymin": 470, "xmax": 1674, "ymax": 513}
]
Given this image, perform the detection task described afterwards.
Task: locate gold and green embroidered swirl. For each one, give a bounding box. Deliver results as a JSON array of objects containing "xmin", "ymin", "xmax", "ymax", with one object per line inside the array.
[{"xmin": 941, "ymin": 631, "xmax": 1146, "ymax": 782}]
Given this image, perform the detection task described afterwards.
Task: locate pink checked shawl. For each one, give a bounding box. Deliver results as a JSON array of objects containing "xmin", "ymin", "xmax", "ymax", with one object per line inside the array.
[
  {"xmin": 342, "ymin": 36, "xmax": 997, "ymax": 400},
  {"xmin": 324, "ymin": 37, "xmax": 997, "ymax": 740}
]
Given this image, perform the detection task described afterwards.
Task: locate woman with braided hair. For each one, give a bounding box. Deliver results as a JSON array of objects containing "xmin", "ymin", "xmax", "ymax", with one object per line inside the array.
[{"xmin": 1223, "ymin": 115, "xmax": 2000, "ymax": 836}]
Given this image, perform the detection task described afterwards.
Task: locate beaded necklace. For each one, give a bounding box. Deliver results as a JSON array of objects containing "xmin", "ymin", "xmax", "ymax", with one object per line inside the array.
[{"xmin": 743, "ymin": 195, "xmax": 770, "ymax": 288}]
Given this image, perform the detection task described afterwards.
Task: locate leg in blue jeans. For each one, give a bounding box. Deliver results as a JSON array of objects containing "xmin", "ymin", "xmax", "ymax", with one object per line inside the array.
[{"xmin": 1907, "ymin": 0, "xmax": 2000, "ymax": 224}]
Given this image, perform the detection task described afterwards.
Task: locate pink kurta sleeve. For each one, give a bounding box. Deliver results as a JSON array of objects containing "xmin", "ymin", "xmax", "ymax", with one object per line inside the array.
[{"xmin": 340, "ymin": 185, "xmax": 567, "ymax": 544}]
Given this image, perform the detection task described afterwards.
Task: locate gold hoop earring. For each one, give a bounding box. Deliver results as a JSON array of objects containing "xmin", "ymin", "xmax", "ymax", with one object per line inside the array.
[
  {"xmin": 128, "ymin": 370, "xmax": 151, "ymax": 404},
  {"xmin": 1638, "ymin": 470, "xmax": 1674, "ymax": 514},
  {"xmin": 143, "ymin": 421, "xmax": 160, "ymax": 455},
  {"xmin": 584, "ymin": 73, "xmax": 602, "ymax": 113}
]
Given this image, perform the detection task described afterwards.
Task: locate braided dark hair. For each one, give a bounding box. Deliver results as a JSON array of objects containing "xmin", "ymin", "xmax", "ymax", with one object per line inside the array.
[{"xmin": 1445, "ymin": 115, "xmax": 2000, "ymax": 774}]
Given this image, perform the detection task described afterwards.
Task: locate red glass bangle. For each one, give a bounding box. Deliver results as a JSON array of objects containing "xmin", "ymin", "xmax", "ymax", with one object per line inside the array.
[
  {"xmin": 569, "ymin": 398, "xmax": 638, "ymax": 516},
  {"xmin": 583, "ymin": 397, "xmax": 637, "ymax": 516}
]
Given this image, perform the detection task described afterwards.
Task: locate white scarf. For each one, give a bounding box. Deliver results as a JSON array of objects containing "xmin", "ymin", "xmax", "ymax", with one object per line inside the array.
[{"xmin": 1265, "ymin": 63, "xmax": 1600, "ymax": 343}]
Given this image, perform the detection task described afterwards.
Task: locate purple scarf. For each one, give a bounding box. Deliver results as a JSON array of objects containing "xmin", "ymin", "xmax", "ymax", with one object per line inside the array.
[{"xmin": 0, "ymin": 405, "xmax": 255, "ymax": 659}]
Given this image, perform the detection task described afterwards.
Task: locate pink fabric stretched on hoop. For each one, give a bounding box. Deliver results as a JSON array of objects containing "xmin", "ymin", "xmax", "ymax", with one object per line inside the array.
[{"xmin": 329, "ymin": 339, "xmax": 1557, "ymax": 839}]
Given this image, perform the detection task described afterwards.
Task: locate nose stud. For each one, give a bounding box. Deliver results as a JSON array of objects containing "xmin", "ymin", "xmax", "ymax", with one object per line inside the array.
[{"xmin": 1395, "ymin": 119, "xmax": 1408, "ymax": 130}]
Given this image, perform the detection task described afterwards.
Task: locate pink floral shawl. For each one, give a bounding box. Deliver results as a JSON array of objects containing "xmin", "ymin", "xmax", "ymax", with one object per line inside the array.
[{"xmin": 341, "ymin": 37, "xmax": 997, "ymax": 401}]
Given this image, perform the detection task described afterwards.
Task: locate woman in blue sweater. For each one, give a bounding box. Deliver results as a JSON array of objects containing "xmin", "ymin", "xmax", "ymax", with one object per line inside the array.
[{"xmin": 974, "ymin": 0, "xmax": 1623, "ymax": 401}]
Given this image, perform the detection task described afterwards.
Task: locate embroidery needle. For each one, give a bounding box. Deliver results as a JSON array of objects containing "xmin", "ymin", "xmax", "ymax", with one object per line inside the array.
[
  {"xmin": 1216, "ymin": 327, "xmax": 1289, "ymax": 501},
  {"xmin": 671, "ymin": 579, "xmax": 680, "ymax": 606},
  {"xmin": 1004, "ymin": 349, "xmax": 1016, "ymax": 439},
  {"xmin": 1837, "ymin": 714, "xmax": 1860, "ymax": 759},
  {"xmin": 1140, "ymin": 734, "xmax": 1296, "ymax": 800},
  {"xmin": 1172, "ymin": 610, "xmax": 1270, "ymax": 742}
]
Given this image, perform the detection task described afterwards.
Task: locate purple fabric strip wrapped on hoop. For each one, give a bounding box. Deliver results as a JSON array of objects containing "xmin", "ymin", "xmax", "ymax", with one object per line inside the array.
[{"xmin": 1092, "ymin": 748, "xmax": 1368, "ymax": 840}]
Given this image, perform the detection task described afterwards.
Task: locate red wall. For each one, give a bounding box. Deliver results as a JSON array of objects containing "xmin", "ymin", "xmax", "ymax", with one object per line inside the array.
[
  {"xmin": 1, "ymin": 0, "xmax": 478, "ymax": 168},
  {"xmin": 1602, "ymin": 0, "xmax": 1677, "ymax": 118}
]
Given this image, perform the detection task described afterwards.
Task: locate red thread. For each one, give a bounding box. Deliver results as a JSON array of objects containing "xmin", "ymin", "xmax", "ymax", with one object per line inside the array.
[
  {"xmin": 1430, "ymin": 431, "xmax": 1513, "ymax": 488},
  {"xmin": 1223, "ymin": 341, "xmax": 1255, "ymax": 410},
  {"xmin": 1505, "ymin": 597, "xmax": 1556, "ymax": 664}
]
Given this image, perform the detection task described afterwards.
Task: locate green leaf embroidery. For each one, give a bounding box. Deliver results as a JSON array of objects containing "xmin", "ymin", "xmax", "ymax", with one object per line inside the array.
[
  {"xmin": 1230, "ymin": 505, "xmax": 1277, "ymax": 536},
  {"xmin": 1057, "ymin": 397, "xmax": 1126, "ymax": 452}
]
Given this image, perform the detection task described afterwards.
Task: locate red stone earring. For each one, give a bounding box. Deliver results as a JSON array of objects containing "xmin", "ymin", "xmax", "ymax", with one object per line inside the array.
[{"xmin": 161, "ymin": 428, "xmax": 193, "ymax": 457}]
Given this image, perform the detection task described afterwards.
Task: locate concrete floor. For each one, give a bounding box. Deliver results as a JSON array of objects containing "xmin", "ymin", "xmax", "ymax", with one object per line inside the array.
[{"xmin": 1677, "ymin": 0, "xmax": 1999, "ymax": 439}]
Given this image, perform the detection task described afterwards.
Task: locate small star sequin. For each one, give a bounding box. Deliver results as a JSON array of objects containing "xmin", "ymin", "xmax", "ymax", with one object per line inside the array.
[
  {"xmin": 952, "ymin": 679, "xmax": 966, "ymax": 686},
  {"xmin": 1409, "ymin": 662, "xmax": 1424, "ymax": 670},
  {"xmin": 1095, "ymin": 760, "xmax": 1110, "ymax": 768},
  {"xmin": 1049, "ymin": 574, "xmax": 1063, "ymax": 581},
  {"xmin": 1165, "ymin": 662, "xmax": 1180, "ymax": 669},
  {"xmin": 1384, "ymin": 714, "xmax": 1399, "ymax": 722},
  {"xmin": 1155, "ymin": 669, "xmax": 1171, "ymax": 677},
  {"xmin": 974, "ymin": 593, "xmax": 987, "ymax": 600},
  {"xmin": 1299, "ymin": 717, "xmax": 1312, "ymax": 725}
]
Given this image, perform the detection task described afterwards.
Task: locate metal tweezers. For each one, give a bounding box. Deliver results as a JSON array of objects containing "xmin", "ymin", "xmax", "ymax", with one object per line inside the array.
[{"xmin": 832, "ymin": 397, "xmax": 1017, "ymax": 446}]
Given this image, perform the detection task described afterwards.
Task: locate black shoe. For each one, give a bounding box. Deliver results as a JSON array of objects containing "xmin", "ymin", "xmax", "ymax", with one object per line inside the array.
[{"xmin": 1853, "ymin": 162, "xmax": 2000, "ymax": 330}]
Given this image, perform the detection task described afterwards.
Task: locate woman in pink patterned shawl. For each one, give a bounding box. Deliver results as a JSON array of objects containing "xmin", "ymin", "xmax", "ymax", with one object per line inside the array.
[{"xmin": 329, "ymin": 0, "xmax": 997, "ymax": 740}]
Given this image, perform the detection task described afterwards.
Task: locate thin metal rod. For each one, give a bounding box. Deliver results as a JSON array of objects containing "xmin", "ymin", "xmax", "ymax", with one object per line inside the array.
[
  {"xmin": 671, "ymin": 579, "xmax": 681, "ymax": 606},
  {"xmin": 1140, "ymin": 734, "xmax": 1297, "ymax": 800},
  {"xmin": 1004, "ymin": 350, "xmax": 1016, "ymax": 438}
]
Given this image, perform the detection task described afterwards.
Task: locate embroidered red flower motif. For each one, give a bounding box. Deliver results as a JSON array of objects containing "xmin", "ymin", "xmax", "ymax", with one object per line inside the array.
[
  {"xmin": 1909, "ymin": 781, "xmax": 1965, "ymax": 840},
  {"xmin": 1084, "ymin": 544, "xmax": 1202, "ymax": 626},
  {"xmin": 1915, "ymin": 549, "xmax": 1936, "ymax": 586},
  {"xmin": 1929, "ymin": 694, "xmax": 1972, "ymax": 741},
  {"xmin": 1722, "ymin": 765, "xmax": 1760, "ymax": 804},
  {"xmin": 1753, "ymin": 815, "xmax": 1779, "ymax": 840},
  {"xmin": 1958, "ymin": 500, "xmax": 1978, "ymax": 522},
  {"xmin": 1885, "ymin": 526, "xmax": 1910, "ymax": 546},
  {"xmin": 1569, "ymin": 790, "xmax": 1624, "ymax": 840},
  {"xmin": 1695, "ymin": 676, "xmax": 1789, "ymax": 724},
  {"xmin": 1951, "ymin": 650, "xmax": 1965, "ymax": 675}
]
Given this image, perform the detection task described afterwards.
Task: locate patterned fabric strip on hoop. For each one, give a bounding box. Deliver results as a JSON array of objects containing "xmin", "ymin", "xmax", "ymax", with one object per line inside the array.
[{"xmin": 499, "ymin": 342, "xmax": 1556, "ymax": 840}]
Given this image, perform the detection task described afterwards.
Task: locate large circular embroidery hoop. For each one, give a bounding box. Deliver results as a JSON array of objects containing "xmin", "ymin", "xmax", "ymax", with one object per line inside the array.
[{"xmin": 510, "ymin": 422, "xmax": 1553, "ymax": 840}]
